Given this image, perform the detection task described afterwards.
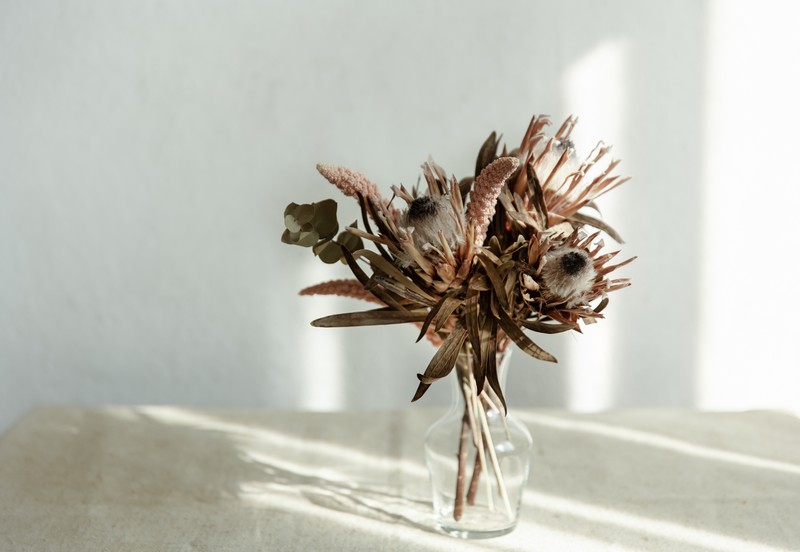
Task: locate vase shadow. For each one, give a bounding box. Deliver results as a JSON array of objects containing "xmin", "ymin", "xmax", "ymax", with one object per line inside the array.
[{"xmin": 242, "ymin": 454, "xmax": 440, "ymax": 534}]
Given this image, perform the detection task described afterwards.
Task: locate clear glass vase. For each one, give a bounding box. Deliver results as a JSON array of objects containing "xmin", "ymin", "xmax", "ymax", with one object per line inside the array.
[{"xmin": 424, "ymin": 349, "xmax": 532, "ymax": 538}]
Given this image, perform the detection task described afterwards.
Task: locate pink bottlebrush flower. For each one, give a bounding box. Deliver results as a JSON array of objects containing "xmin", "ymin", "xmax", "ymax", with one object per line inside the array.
[
  {"xmin": 316, "ymin": 163, "xmax": 395, "ymax": 216},
  {"xmin": 465, "ymin": 157, "xmax": 520, "ymax": 246},
  {"xmin": 299, "ymin": 279, "xmax": 382, "ymax": 304}
]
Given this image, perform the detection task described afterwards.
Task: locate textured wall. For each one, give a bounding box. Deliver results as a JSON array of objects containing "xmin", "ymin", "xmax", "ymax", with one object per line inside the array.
[{"xmin": 1, "ymin": 0, "xmax": 798, "ymax": 432}]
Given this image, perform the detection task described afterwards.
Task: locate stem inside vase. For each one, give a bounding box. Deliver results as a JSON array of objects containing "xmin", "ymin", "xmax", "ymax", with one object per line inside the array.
[{"xmin": 424, "ymin": 347, "xmax": 533, "ymax": 539}]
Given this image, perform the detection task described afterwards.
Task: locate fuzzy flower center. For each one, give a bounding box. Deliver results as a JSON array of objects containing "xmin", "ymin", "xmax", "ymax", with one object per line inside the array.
[
  {"xmin": 541, "ymin": 246, "xmax": 597, "ymax": 307},
  {"xmin": 560, "ymin": 251, "xmax": 587, "ymax": 276},
  {"xmin": 408, "ymin": 196, "xmax": 439, "ymax": 221}
]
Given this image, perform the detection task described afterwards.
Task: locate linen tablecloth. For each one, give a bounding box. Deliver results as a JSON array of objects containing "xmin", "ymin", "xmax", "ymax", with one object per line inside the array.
[{"xmin": 0, "ymin": 407, "xmax": 798, "ymax": 551}]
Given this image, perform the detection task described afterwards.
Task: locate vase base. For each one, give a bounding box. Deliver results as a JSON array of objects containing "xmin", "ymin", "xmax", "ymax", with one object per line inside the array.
[{"xmin": 437, "ymin": 522, "xmax": 517, "ymax": 539}]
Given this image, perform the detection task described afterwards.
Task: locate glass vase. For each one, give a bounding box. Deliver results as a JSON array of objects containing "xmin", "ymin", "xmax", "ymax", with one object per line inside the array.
[{"xmin": 424, "ymin": 349, "xmax": 532, "ymax": 538}]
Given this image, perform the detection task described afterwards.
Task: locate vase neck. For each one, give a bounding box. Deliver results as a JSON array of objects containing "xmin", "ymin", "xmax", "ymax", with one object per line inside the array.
[{"xmin": 448, "ymin": 348, "xmax": 512, "ymax": 410}]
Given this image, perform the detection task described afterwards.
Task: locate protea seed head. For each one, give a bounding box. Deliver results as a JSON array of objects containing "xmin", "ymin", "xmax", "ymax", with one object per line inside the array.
[
  {"xmin": 402, "ymin": 194, "xmax": 464, "ymax": 253},
  {"xmin": 541, "ymin": 246, "xmax": 597, "ymax": 306}
]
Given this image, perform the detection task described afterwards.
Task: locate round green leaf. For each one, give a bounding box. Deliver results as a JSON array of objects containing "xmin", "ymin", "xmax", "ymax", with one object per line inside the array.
[
  {"xmin": 337, "ymin": 230, "xmax": 363, "ymax": 253},
  {"xmin": 312, "ymin": 199, "xmax": 339, "ymax": 239},
  {"xmin": 294, "ymin": 204, "xmax": 315, "ymax": 225},
  {"xmin": 314, "ymin": 240, "xmax": 344, "ymax": 264},
  {"xmin": 284, "ymin": 214, "xmax": 301, "ymax": 233},
  {"xmin": 296, "ymin": 229, "xmax": 319, "ymax": 247}
]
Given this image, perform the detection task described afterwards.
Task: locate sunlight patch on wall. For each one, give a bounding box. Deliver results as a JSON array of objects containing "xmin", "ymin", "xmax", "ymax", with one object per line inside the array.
[
  {"xmin": 698, "ymin": 1, "xmax": 800, "ymax": 411},
  {"xmin": 298, "ymin": 259, "xmax": 345, "ymax": 409},
  {"xmin": 562, "ymin": 39, "xmax": 629, "ymax": 410}
]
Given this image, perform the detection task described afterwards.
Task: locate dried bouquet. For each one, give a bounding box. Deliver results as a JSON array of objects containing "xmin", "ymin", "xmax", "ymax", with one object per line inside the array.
[{"xmin": 282, "ymin": 114, "xmax": 633, "ymax": 525}]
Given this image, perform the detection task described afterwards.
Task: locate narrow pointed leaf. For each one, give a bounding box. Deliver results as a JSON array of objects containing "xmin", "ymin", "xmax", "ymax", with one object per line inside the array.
[
  {"xmin": 355, "ymin": 250, "xmax": 437, "ymax": 304},
  {"xmin": 477, "ymin": 254, "xmax": 509, "ymax": 312},
  {"xmin": 498, "ymin": 310, "xmax": 557, "ymax": 362},
  {"xmin": 475, "ymin": 131, "xmax": 499, "ymax": 177},
  {"xmin": 311, "ymin": 308, "xmax": 429, "ymax": 328},
  {"xmin": 367, "ymin": 275, "xmax": 432, "ymax": 306},
  {"xmin": 417, "ymin": 294, "xmax": 447, "ymax": 343},
  {"xmin": 459, "ymin": 177, "xmax": 474, "ymax": 199},
  {"xmin": 432, "ymin": 296, "xmax": 462, "ymax": 332},
  {"xmin": 593, "ymin": 297, "xmax": 610, "ymax": 314},
  {"xmin": 527, "ymin": 164, "xmax": 549, "ymax": 229},
  {"xmin": 570, "ymin": 212, "xmax": 624, "ymax": 243},
  {"xmin": 412, "ymin": 323, "xmax": 468, "ymax": 401},
  {"xmin": 341, "ymin": 247, "xmax": 401, "ymax": 309},
  {"xmin": 484, "ymin": 318, "xmax": 505, "ymax": 413},
  {"xmin": 463, "ymin": 293, "xmax": 482, "ymax": 368},
  {"xmin": 520, "ymin": 319, "xmax": 576, "ymax": 334}
]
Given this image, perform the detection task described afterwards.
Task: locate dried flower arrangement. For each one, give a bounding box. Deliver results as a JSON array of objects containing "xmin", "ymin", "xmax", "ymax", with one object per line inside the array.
[{"xmin": 282, "ymin": 114, "xmax": 634, "ymax": 525}]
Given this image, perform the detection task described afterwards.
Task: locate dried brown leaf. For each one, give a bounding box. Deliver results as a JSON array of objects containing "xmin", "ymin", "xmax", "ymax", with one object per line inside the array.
[
  {"xmin": 475, "ymin": 131, "xmax": 500, "ymax": 177},
  {"xmin": 498, "ymin": 310, "xmax": 558, "ymax": 362},
  {"xmin": 477, "ymin": 253, "xmax": 509, "ymax": 312},
  {"xmin": 311, "ymin": 308, "xmax": 429, "ymax": 328},
  {"xmin": 520, "ymin": 319, "xmax": 577, "ymax": 334},
  {"xmin": 570, "ymin": 212, "xmax": 624, "ymax": 243},
  {"xmin": 412, "ymin": 323, "xmax": 468, "ymax": 401}
]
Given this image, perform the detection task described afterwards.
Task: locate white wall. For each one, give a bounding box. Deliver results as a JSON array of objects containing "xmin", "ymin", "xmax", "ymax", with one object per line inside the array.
[{"xmin": 1, "ymin": 0, "xmax": 798, "ymax": 432}]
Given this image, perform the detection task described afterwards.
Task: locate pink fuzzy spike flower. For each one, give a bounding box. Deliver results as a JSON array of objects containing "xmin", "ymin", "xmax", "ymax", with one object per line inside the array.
[{"xmin": 466, "ymin": 157, "xmax": 520, "ymax": 246}]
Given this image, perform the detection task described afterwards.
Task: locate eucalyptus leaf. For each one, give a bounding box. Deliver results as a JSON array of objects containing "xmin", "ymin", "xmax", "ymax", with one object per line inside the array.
[
  {"xmin": 296, "ymin": 229, "xmax": 320, "ymax": 247},
  {"xmin": 313, "ymin": 199, "xmax": 339, "ymax": 239},
  {"xmin": 284, "ymin": 214, "xmax": 302, "ymax": 233},
  {"xmin": 337, "ymin": 228, "xmax": 363, "ymax": 254},
  {"xmin": 284, "ymin": 202, "xmax": 300, "ymax": 217},
  {"xmin": 295, "ymin": 203, "xmax": 315, "ymax": 225},
  {"xmin": 313, "ymin": 239, "xmax": 343, "ymax": 264},
  {"xmin": 280, "ymin": 228, "xmax": 297, "ymax": 245}
]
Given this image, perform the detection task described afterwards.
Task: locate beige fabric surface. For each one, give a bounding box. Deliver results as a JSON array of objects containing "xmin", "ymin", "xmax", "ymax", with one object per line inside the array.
[{"xmin": 0, "ymin": 407, "xmax": 798, "ymax": 551}]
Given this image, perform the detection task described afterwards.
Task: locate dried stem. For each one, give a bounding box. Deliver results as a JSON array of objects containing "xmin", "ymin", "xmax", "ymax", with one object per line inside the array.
[
  {"xmin": 466, "ymin": 451, "xmax": 483, "ymax": 506},
  {"xmin": 476, "ymin": 395, "xmax": 514, "ymax": 520},
  {"xmin": 453, "ymin": 406, "xmax": 470, "ymax": 521},
  {"xmin": 467, "ymin": 370, "xmax": 493, "ymax": 510}
]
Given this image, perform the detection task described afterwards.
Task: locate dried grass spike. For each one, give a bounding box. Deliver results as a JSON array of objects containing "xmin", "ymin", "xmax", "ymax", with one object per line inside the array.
[
  {"xmin": 300, "ymin": 279, "xmax": 382, "ymax": 305},
  {"xmin": 316, "ymin": 163, "xmax": 395, "ymax": 217},
  {"xmin": 466, "ymin": 157, "xmax": 520, "ymax": 246}
]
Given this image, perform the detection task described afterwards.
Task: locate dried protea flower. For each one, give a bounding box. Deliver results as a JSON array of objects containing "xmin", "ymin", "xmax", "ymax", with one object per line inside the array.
[
  {"xmin": 400, "ymin": 194, "xmax": 465, "ymax": 254},
  {"xmin": 540, "ymin": 246, "xmax": 597, "ymax": 307}
]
